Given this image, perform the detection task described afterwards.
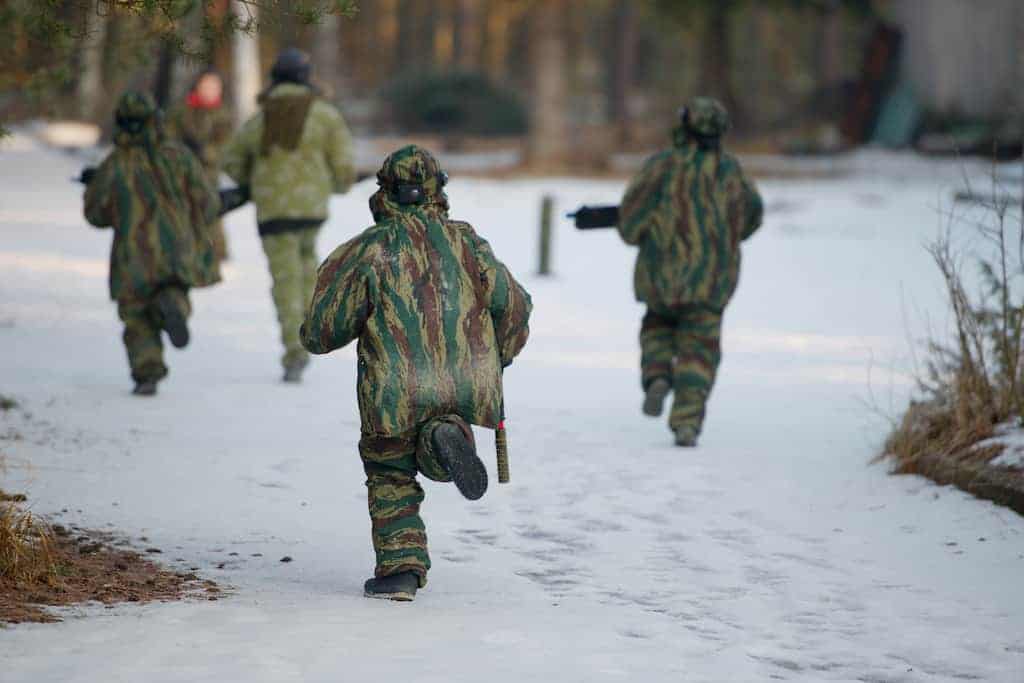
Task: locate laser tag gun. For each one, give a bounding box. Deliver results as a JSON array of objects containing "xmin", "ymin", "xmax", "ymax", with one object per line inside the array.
[
  {"xmin": 72, "ymin": 166, "xmax": 98, "ymax": 185},
  {"xmin": 566, "ymin": 204, "xmax": 619, "ymax": 230},
  {"xmin": 217, "ymin": 172, "xmax": 375, "ymax": 218},
  {"xmin": 218, "ymin": 185, "xmax": 251, "ymax": 217}
]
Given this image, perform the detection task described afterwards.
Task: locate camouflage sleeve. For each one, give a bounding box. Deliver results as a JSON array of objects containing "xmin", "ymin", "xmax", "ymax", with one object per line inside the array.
[
  {"xmin": 325, "ymin": 106, "xmax": 356, "ymax": 194},
  {"xmin": 82, "ymin": 157, "xmax": 115, "ymax": 228},
  {"xmin": 167, "ymin": 108, "xmax": 204, "ymax": 161},
  {"xmin": 471, "ymin": 235, "xmax": 532, "ymax": 366},
  {"xmin": 212, "ymin": 107, "xmax": 235, "ymax": 148},
  {"xmin": 182, "ymin": 147, "xmax": 220, "ymax": 225},
  {"xmin": 221, "ymin": 115, "xmax": 259, "ymax": 186},
  {"xmin": 618, "ymin": 153, "xmax": 668, "ymax": 245},
  {"xmin": 164, "ymin": 108, "xmax": 182, "ymax": 141},
  {"xmin": 300, "ymin": 236, "xmax": 378, "ymax": 354},
  {"xmin": 740, "ymin": 175, "xmax": 764, "ymax": 241}
]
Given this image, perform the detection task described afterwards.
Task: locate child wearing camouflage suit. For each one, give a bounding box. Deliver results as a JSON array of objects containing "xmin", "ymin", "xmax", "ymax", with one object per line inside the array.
[
  {"xmin": 301, "ymin": 145, "xmax": 532, "ymax": 601},
  {"xmin": 83, "ymin": 91, "xmax": 221, "ymax": 396},
  {"xmin": 619, "ymin": 97, "xmax": 763, "ymax": 447},
  {"xmin": 222, "ymin": 48, "xmax": 356, "ymax": 383}
]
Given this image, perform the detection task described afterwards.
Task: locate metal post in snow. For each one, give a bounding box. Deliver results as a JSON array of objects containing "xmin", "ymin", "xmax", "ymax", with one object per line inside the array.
[{"xmin": 538, "ymin": 195, "xmax": 553, "ymax": 276}]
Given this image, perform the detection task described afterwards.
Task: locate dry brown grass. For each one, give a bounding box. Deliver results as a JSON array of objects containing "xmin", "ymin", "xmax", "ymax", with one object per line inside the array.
[
  {"xmin": 1, "ymin": 499, "xmax": 221, "ymax": 624},
  {"xmin": 0, "ymin": 500, "xmax": 59, "ymax": 589},
  {"xmin": 882, "ymin": 166, "xmax": 1024, "ymax": 513},
  {"xmin": 882, "ymin": 394, "xmax": 1001, "ymax": 474}
]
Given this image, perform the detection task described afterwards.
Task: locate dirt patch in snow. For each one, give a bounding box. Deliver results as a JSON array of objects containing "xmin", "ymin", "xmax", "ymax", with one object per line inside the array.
[
  {"xmin": 1, "ymin": 509, "xmax": 221, "ymax": 624},
  {"xmin": 898, "ymin": 452, "xmax": 1024, "ymax": 516}
]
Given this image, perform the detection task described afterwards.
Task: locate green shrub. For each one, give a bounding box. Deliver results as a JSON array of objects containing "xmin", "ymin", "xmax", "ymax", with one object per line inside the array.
[{"xmin": 381, "ymin": 70, "xmax": 529, "ymax": 137}]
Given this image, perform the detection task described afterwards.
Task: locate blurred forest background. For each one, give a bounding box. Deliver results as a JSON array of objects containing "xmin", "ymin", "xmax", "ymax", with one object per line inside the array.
[{"xmin": 2, "ymin": 0, "xmax": 1022, "ymax": 170}]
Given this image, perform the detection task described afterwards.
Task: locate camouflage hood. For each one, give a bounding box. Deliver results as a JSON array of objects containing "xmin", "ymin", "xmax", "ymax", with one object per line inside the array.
[
  {"xmin": 672, "ymin": 96, "xmax": 729, "ymax": 149},
  {"xmin": 113, "ymin": 91, "xmax": 162, "ymax": 149},
  {"xmin": 370, "ymin": 145, "xmax": 450, "ymax": 222}
]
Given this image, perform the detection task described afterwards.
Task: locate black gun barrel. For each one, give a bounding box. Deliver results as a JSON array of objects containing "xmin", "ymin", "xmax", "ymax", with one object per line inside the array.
[
  {"xmin": 72, "ymin": 166, "xmax": 98, "ymax": 185},
  {"xmin": 567, "ymin": 204, "xmax": 619, "ymax": 230},
  {"xmin": 218, "ymin": 186, "xmax": 251, "ymax": 217}
]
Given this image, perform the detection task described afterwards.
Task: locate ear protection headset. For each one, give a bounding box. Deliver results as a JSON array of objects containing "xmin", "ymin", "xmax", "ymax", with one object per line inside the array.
[{"xmin": 394, "ymin": 170, "xmax": 449, "ymax": 205}]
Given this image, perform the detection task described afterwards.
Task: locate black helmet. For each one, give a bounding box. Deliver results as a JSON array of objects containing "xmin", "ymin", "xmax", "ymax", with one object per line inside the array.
[{"xmin": 270, "ymin": 47, "xmax": 313, "ymax": 85}]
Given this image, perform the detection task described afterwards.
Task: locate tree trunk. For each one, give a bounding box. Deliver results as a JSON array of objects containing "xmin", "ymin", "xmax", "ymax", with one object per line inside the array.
[
  {"xmin": 232, "ymin": 0, "xmax": 262, "ymax": 125},
  {"xmin": 396, "ymin": 0, "xmax": 417, "ymax": 71},
  {"xmin": 153, "ymin": 38, "xmax": 177, "ymax": 109},
  {"xmin": 78, "ymin": 5, "xmax": 107, "ymax": 121},
  {"xmin": 312, "ymin": 12, "xmax": 342, "ymax": 96},
  {"xmin": 207, "ymin": 0, "xmax": 233, "ymax": 75},
  {"xmin": 453, "ymin": 0, "xmax": 482, "ymax": 69},
  {"xmin": 699, "ymin": 2, "xmax": 742, "ymax": 127},
  {"xmin": 608, "ymin": 0, "xmax": 637, "ymax": 145},
  {"xmin": 817, "ymin": 0, "xmax": 844, "ymax": 117},
  {"xmin": 527, "ymin": 1, "xmax": 569, "ymax": 169}
]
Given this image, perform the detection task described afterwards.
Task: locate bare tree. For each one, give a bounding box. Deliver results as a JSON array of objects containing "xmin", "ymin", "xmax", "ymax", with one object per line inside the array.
[
  {"xmin": 608, "ymin": 0, "xmax": 637, "ymax": 145},
  {"xmin": 528, "ymin": 0, "xmax": 569, "ymax": 169},
  {"xmin": 78, "ymin": 6, "xmax": 108, "ymax": 121},
  {"xmin": 453, "ymin": 0, "xmax": 482, "ymax": 69},
  {"xmin": 233, "ymin": 0, "xmax": 262, "ymax": 124}
]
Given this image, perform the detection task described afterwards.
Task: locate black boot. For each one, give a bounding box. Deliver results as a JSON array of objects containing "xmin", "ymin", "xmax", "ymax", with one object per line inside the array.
[
  {"xmin": 432, "ymin": 422, "xmax": 488, "ymax": 501},
  {"xmin": 364, "ymin": 571, "xmax": 419, "ymax": 601},
  {"xmin": 282, "ymin": 357, "xmax": 309, "ymax": 384},
  {"xmin": 643, "ymin": 378, "xmax": 671, "ymax": 417},
  {"xmin": 156, "ymin": 291, "xmax": 190, "ymax": 349},
  {"xmin": 133, "ymin": 380, "xmax": 158, "ymax": 396},
  {"xmin": 674, "ymin": 425, "xmax": 699, "ymax": 448}
]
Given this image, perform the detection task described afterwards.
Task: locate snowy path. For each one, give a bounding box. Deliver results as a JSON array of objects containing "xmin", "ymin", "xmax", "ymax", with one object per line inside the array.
[{"xmin": 1, "ymin": 144, "xmax": 1023, "ymax": 682}]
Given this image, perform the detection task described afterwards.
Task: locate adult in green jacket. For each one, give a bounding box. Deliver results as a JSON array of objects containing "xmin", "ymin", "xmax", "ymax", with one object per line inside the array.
[
  {"xmin": 618, "ymin": 97, "xmax": 763, "ymax": 447},
  {"xmin": 222, "ymin": 48, "xmax": 356, "ymax": 382},
  {"xmin": 84, "ymin": 91, "xmax": 220, "ymax": 396},
  {"xmin": 301, "ymin": 146, "xmax": 532, "ymax": 601}
]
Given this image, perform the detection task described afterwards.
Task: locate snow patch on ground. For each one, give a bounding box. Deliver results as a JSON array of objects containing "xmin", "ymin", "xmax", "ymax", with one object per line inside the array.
[{"xmin": 977, "ymin": 421, "xmax": 1024, "ymax": 469}]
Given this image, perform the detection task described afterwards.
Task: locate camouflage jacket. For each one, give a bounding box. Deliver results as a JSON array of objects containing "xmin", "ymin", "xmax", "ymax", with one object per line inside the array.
[
  {"xmin": 618, "ymin": 140, "xmax": 763, "ymax": 311},
  {"xmin": 301, "ymin": 192, "xmax": 532, "ymax": 437},
  {"xmin": 84, "ymin": 128, "xmax": 221, "ymax": 301},
  {"xmin": 167, "ymin": 103, "xmax": 234, "ymax": 175},
  {"xmin": 221, "ymin": 83, "xmax": 355, "ymax": 224}
]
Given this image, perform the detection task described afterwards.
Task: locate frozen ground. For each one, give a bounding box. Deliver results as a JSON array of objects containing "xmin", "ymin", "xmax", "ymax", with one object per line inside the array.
[{"xmin": 1, "ymin": 141, "xmax": 1023, "ymax": 682}]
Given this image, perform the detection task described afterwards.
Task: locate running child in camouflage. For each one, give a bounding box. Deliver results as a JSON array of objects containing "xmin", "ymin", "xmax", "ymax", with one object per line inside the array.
[
  {"xmin": 83, "ymin": 91, "xmax": 221, "ymax": 396},
  {"xmin": 301, "ymin": 145, "xmax": 532, "ymax": 601},
  {"xmin": 618, "ymin": 97, "xmax": 763, "ymax": 447}
]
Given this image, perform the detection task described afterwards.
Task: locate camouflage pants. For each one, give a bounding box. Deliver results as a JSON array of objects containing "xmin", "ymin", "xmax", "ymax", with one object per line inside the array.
[
  {"xmin": 359, "ymin": 415, "xmax": 473, "ymax": 587},
  {"xmin": 117, "ymin": 286, "xmax": 191, "ymax": 383},
  {"xmin": 210, "ymin": 218, "xmax": 228, "ymax": 261},
  {"xmin": 640, "ymin": 304, "xmax": 723, "ymax": 433},
  {"xmin": 260, "ymin": 226, "xmax": 320, "ymax": 368}
]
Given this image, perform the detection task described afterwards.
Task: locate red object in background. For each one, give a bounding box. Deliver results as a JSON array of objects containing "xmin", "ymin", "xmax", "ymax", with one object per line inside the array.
[{"xmin": 187, "ymin": 91, "xmax": 222, "ymax": 110}]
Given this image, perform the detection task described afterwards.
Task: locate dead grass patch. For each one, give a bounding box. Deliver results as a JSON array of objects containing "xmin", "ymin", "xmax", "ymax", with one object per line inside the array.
[
  {"xmin": 881, "ymin": 167, "xmax": 1024, "ymax": 514},
  {"xmin": 0, "ymin": 497, "xmax": 220, "ymax": 624}
]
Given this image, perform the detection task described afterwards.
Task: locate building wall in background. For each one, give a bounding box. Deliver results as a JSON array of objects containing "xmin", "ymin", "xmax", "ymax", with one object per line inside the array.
[{"xmin": 891, "ymin": 0, "xmax": 1024, "ymax": 118}]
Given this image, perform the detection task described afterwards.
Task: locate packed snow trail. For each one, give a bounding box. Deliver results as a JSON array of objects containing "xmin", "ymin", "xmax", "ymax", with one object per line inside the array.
[{"xmin": 1, "ymin": 142, "xmax": 1022, "ymax": 682}]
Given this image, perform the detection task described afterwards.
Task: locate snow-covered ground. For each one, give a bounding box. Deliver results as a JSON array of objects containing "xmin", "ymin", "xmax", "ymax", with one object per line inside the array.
[{"xmin": 2, "ymin": 141, "xmax": 1023, "ymax": 682}]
